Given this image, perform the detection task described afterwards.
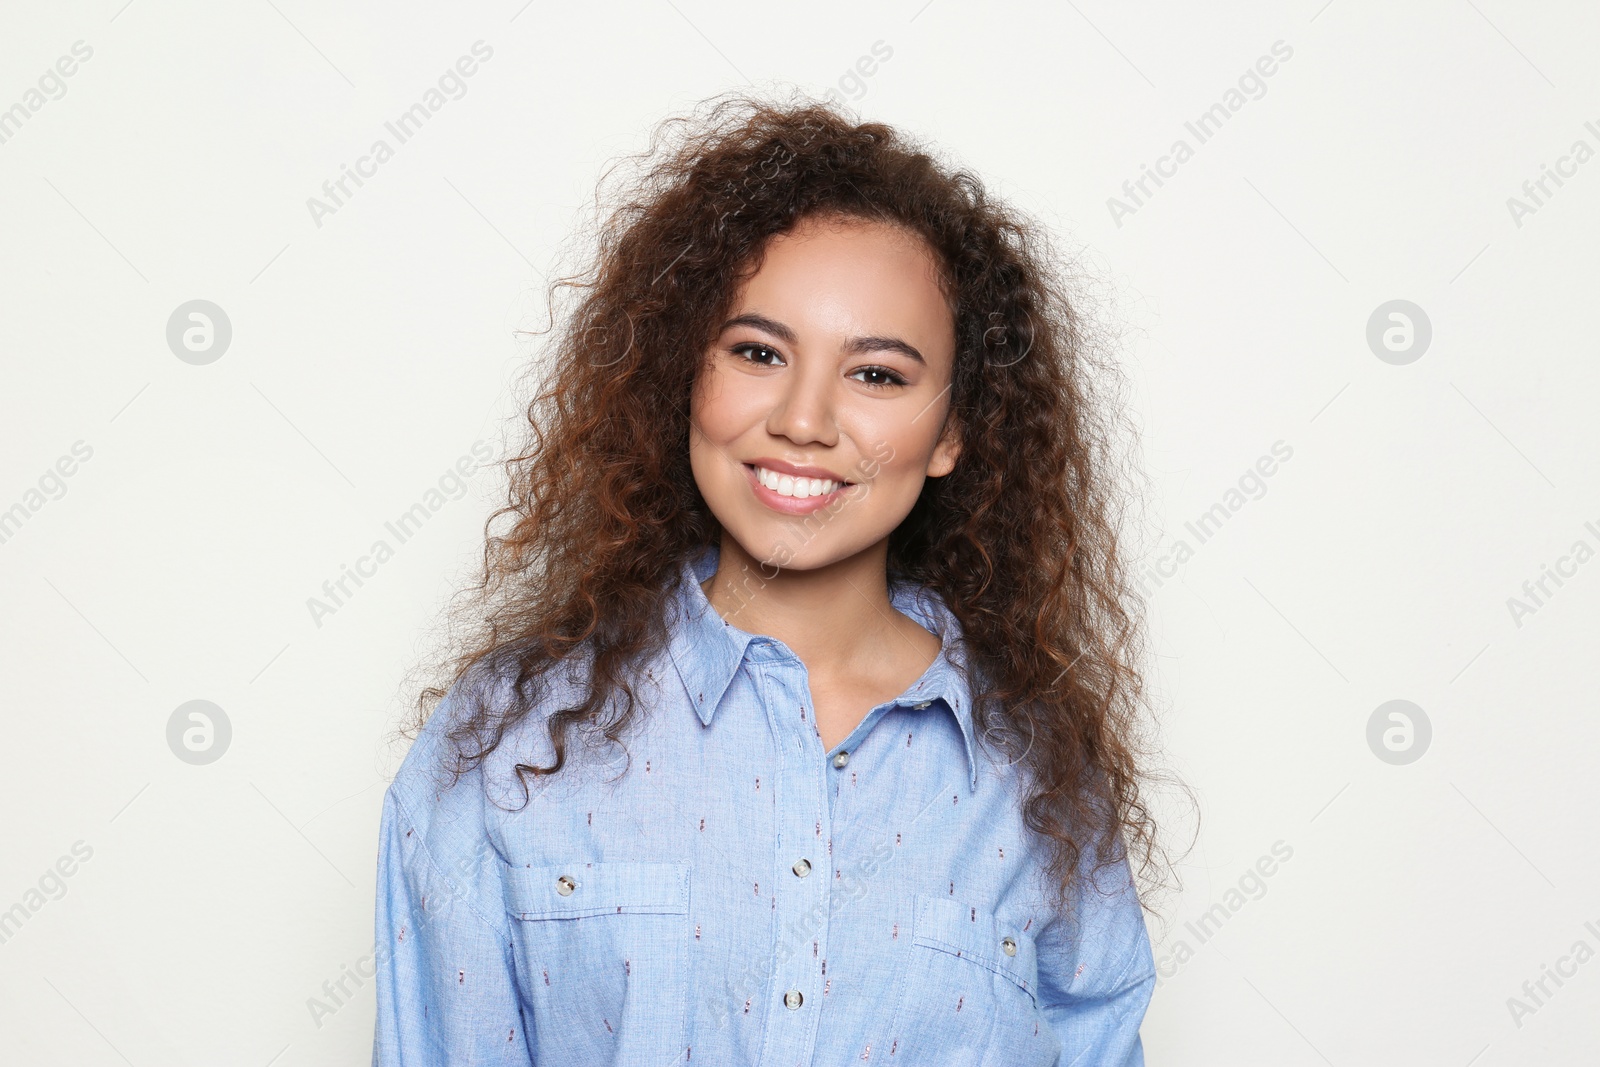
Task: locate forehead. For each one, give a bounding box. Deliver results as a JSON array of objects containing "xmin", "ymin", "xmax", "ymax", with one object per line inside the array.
[{"xmin": 729, "ymin": 215, "xmax": 956, "ymax": 346}]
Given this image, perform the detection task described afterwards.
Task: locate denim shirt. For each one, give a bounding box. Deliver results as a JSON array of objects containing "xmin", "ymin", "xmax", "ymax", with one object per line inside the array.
[{"xmin": 372, "ymin": 542, "xmax": 1155, "ymax": 1065}]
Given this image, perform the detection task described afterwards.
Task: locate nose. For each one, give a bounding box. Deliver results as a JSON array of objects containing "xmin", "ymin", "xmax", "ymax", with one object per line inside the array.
[{"xmin": 765, "ymin": 361, "xmax": 839, "ymax": 447}]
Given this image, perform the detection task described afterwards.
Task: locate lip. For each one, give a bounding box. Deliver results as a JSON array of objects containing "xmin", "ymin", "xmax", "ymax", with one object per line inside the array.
[
  {"xmin": 747, "ymin": 457, "xmax": 853, "ymax": 482},
  {"xmin": 742, "ymin": 462, "xmax": 856, "ymax": 516}
]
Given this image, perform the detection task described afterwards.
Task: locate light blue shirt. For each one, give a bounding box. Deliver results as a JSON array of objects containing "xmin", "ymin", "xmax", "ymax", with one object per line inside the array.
[{"xmin": 372, "ymin": 542, "xmax": 1155, "ymax": 1065}]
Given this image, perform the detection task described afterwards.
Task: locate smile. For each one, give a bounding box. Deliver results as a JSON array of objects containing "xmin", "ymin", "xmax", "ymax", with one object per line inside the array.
[
  {"xmin": 742, "ymin": 463, "xmax": 855, "ymax": 514},
  {"xmin": 751, "ymin": 464, "xmax": 846, "ymax": 497}
]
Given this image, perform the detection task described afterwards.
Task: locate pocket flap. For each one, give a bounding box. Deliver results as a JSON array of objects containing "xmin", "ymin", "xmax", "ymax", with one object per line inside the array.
[
  {"xmin": 912, "ymin": 893, "xmax": 1039, "ymax": 999},
  {"xmin": 504, "ymin": 860, "xmax": 689, "ymax": 920}
]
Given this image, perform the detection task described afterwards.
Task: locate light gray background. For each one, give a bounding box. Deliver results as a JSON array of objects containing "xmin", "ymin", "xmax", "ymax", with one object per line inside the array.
[{"xmin": 2, "ymin": 1, "xmax": 1596, "ymax": 1064}]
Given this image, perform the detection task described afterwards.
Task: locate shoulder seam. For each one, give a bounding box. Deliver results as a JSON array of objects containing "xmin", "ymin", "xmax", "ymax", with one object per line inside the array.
[{"xmin": 386, "ymin": 786, "xmax": 511, "ymax": 949}]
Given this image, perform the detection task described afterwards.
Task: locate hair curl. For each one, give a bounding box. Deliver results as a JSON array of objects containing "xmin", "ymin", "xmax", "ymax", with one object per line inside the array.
[{"xmin": 400, "ymin": 88, "xmax": 1191, "ymax": 920}]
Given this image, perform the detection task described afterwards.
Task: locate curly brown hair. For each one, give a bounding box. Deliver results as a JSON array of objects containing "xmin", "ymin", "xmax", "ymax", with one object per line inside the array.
[{"xmin": 401, "ymin": 89, "xmax": 1189, "ymax": 920}]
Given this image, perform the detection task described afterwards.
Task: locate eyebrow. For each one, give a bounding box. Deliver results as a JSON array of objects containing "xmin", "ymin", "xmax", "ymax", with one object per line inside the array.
[{"xmin": 719, "ymin": 312, "xmax": 926, "ymax": 366}]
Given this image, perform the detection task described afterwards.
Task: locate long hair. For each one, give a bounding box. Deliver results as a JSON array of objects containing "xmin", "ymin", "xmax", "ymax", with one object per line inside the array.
[{"xmin": 401, "ymin": 89, "xmax": 1189, "ymax": 919}]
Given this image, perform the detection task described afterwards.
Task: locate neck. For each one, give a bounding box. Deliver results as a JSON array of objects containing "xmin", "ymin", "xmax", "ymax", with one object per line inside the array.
[{"xmin": 700, "ymin": 534, "xmax": 902, "ymax": 673}]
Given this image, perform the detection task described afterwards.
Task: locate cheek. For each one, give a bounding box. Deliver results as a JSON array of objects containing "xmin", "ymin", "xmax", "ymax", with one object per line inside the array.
[
  {"xmin": 688, "ymin": 368, "xmax": 724, "ymax": 437},
  {"xmin": 845, "ymin": 410, "xmax": 935, "ymax": 479},
  {"xmin": 692, "ymin": 364, "xmax": 768, "ymax": 441}
]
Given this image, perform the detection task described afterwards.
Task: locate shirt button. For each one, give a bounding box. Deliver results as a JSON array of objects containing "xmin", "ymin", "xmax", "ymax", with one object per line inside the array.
[
  {"xmin": 912, "ymin": 700, "xmax": 932, "ymax": 709},
  {"xmin": 784, "ymin": 989, "xmax": 804, "ymax": 1010},
  {"xmin": 792, "ymin": 858, "xmax": 811, "ymax": 877},
  {"xmin": 556, "ymin": 875, "xmax": 577, "ymax": 896},
  {"xmin": 1001, "ymin": 936, "xmax": 1017, "ymax": 956},
  {"xmin": 832, "ymin": 751, "xmax": 850, "ymax": 769}
]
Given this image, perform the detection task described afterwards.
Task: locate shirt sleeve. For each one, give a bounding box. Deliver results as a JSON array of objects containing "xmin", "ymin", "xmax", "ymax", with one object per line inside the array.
[
  {"xmin": 1031, "ymin": 849, "xmax": 1157, "ymax": 1067},
  {"xmin": 371, "ymin": 678, "xmax": 534, "ymax": 1065}
]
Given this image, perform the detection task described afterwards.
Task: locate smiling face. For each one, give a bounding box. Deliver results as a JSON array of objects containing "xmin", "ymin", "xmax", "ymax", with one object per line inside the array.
[{"xmin": 688, "ymin": 212, "xmax": 962, "ymax": 572}]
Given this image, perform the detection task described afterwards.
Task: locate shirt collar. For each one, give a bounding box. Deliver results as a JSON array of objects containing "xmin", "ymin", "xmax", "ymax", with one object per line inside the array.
[{"xmin": 663, "ymin": 542, "xmax": 982, "ymax": 793}]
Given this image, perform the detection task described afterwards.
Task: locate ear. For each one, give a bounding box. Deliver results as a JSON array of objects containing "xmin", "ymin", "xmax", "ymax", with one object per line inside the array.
[{"xmin": 926, "ymin": 417, "xmax": 962, "ymax": 478}]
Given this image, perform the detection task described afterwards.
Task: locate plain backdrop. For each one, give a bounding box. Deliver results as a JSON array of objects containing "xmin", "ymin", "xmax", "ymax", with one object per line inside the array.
[{"xmin": 2, "ymin": 1, "xmax": 1597, "ymax": 1064}]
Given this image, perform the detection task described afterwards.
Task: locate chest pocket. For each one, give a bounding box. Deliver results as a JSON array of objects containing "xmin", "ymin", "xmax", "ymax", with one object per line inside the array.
[
  {"xmin": 883, "ymin": 894, "xmax": 1059, "ymax": 1066},
  {"xmin": 502, "ymin": 860, "xmax": 691, "ymax": 1065}
]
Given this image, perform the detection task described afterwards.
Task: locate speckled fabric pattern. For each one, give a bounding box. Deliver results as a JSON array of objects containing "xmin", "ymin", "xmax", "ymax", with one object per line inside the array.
[{"xmin": 372, "ymin": 542, "xmax": 1154, "ymax": 1066}]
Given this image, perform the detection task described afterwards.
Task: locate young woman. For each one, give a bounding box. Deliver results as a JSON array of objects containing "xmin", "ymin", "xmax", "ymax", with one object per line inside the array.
[{"xmin": 373, "ymin": 94, "xmax": 1172, "ymax": 1066}]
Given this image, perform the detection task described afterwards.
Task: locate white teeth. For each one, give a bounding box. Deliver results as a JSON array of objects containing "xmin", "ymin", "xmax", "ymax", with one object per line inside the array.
[{"xmin": 754, "ymin": 465, "xmax": 842, "ymax": 499}]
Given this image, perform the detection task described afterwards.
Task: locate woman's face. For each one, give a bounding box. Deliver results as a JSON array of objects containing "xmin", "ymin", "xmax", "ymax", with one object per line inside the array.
[{"xmin": 689, "ymin": 212, "xmax": 961, "ymax": 572}]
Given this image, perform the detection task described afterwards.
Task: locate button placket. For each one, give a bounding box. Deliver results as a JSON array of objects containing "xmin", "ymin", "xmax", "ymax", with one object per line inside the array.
[{"xmin": 752, "ymin": 662, "xmax": 830, "ymax": 1065}]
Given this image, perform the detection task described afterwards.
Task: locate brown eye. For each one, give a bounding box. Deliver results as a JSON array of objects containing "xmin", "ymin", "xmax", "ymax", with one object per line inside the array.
[
  {"xmin": 850, "ymin": 365, "xmax": 909, "ymax": 389},
  {"xmin": 731, "ymin": 343, "xmax": 783, "ymax": 366}
]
